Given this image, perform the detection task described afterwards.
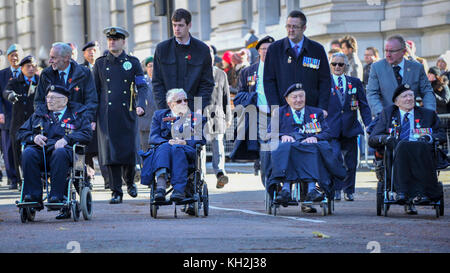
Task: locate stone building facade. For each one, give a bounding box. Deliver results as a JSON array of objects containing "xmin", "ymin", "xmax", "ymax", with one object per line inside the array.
[{"xmin": 0, "ymin": 0, "xmax": 449, "ymax": 68}]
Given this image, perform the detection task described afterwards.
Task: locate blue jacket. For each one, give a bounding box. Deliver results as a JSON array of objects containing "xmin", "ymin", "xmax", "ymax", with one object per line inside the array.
[
  {"xmin": 263, "ymin": 36, "xmax": 331, "ymax": 110},
  {"xmin": 0, "ymin": 67, "xmax": 14, "ymax": 130},
  {"xmin": 326, "ymin": 75, "xmax": 372, "ymax": 138}
]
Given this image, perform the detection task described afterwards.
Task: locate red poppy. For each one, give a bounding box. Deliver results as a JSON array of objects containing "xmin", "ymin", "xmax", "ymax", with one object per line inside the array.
[
  {"xmin": 415, "ymin": 119, "xmax": 420, "ymax": 123},
  {"xmin": 286, "ymin": 113, "xmax": 290, "ymax": 117},
  {"xmin": 68, "ymin": 78, "xmax": 72, "ymax": 84},
  {"xmin": 348, "ymin": 83, "xmax": 352, "ymax": 89},
  {"xmin": 63, "ymin": 119, "xmax": 69, "ymax": 123},
  {"xmin": 186, "ymin": 55, "xmax": 191, "ymax": 60},
  {"xmin": 310, "ymin": 114, "xmax": 315, "ymax": 119}
]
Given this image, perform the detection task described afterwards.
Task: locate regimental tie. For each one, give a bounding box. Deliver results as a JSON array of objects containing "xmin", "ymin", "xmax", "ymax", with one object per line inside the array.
[
  {"xmin": 54, "ymin": 112, "xmax": 62, "ymax": 122},
  {"xmin": 338, "ymin": 76, "xmax": 345, "ymax": 103},
  {"xmin": 393, "ymin": 65, "xmax": 402, "ymax": 86},
  {"xmin": 59, "ymin": 71, "xmax": 66, "ymax": 85},
  {"xmin": 295, "ymin": 110, "xmax": 304, "ymax": 124},
  {"xmin": 13, "ymin": 70, "xmax": 19, "ymax": 79},
  {"xmin": 400, "ymin": 112, "xmax": 410, "ymax": 140},
  {"xmin": 293, "ymin": 45, "xmax": 300, "ymax": 59}
]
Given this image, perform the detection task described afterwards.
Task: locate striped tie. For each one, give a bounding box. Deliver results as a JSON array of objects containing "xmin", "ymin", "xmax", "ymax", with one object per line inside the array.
[
  {"xmin": 338, "ymin": 76, "xmax": 345, "ymax": 103},
  {"xmin": 400, "ymin": 113, "xmax": 410, "ymax": 140}
]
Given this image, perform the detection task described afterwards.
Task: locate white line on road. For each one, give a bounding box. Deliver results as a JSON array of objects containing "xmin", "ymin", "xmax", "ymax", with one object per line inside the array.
[{"xmin": 209, "ymin": 206, "xmax": 326, "ymax": 223}]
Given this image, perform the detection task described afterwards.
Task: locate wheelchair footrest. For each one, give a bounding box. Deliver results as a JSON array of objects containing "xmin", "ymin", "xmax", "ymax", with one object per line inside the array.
[
  {"xmin": 45, "ymin": 203, "xmax": 66, "ymax": 211},
  {"xmin": 16, "ymin": 202, "xmax": 43, "ymax": 209},
  {"xmin": 174, "ymin": 197, "xmax": 196, "ymax": 205},
  {"xmin": 151, "ymin": 200, "xmax": 173, "ymax": 206}
]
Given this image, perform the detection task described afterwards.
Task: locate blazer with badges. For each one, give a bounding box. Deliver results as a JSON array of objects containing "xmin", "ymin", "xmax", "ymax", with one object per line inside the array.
[
  {"xmin": 34, "ymin": 60, "xmax": 98, "ymax": 123},
  {"xmin": 366, "ymin": 58, "xmax": 436, "ymax": 116},
  {"xmin": 238, "ymin": 62, "xmax": 259, "ymax": 94},
  {"xmin": 17, "ymin": 102, "xmax": 92, "ymax": 149},
  {"xmin": 271, "ymin": 104, "xmax": 331, "ymax": 142},
  {"xmin": 263, "ymin": 36, "xmax": 331, "ymax": 110},
  {"xmin": 149, "ymin": 109, "xmax": 206, "ymax": 148},
  {"xmin": 93, "ymin": 51, "xmax": 148, "ymax": 165},
  {"xmin": 3, "ymin": 73, "xmax": 39, "ymax": 134},
  {"xmin": 326, "ymin": 75, "xmax": 372, "ymax": 138},
  {"xmin": 369, "ymin": 105, "xmax": 445, "ymax": 149},
  {"xmin": 152, "ymin": 35, "xmax": 214, "ymax": 110},
  {"xmin": 0, "ymin": 67, "xmax": 14, "ymax": 130}
]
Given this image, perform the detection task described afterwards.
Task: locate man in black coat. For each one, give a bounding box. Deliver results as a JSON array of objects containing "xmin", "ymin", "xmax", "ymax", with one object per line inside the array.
[
  {"xmin": 152, "ymin": 8, "xmax": 214, "ymax": 112},
  {"xmin": 17, "ymin": 85, "xmax": 92, "ymax": 219},
  {"xmin": 369, "ymin": 84, "xmax": 445, "ymax": 214},
  {"xmin": 3, "ymin": 55, "xmax": 39, "ymax": 186},
  {"xmin": 34, "ymin": 42, "xmax": 98, "ymax": 126},
  {"xmin": 0, "ymin": 44, "xmax": 23, "ymax": 189},
  {"xmin": 263, "ymin": 10, "xmax": 331, "ymax": 112},
  {"xmin": 93, "ymin": 26, "xmax": 148, "ymax": 204}
]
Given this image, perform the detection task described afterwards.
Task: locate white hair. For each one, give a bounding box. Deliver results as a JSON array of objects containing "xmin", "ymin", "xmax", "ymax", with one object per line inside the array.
[
  {"xmin": 166, "ymin": 88, "xmax": 187, "ymax": 103},
  {"xmin": 52, "ymin": 42, "xmax": 73, "ymax": 58},
  {"xmin": 331, "ymin": 52, "xmax": 349, "ymax": 65}
]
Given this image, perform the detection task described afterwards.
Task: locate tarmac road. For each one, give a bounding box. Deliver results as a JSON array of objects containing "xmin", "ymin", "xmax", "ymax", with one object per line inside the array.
[{"xmin": 0, "ymin": 164, "xmax": 449, "ymax": 254}]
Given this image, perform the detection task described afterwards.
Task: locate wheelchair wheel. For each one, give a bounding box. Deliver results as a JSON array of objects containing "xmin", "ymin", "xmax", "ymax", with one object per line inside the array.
[
  {"xmin": 376, "ymin": 182, "xmax": 383, "ymax": 216},
  {"xmin": 202, "ymin": 183, "xmax": 209, "ymax": 217},
  {"xmin": 27, "ymin": 207, "xmax": 36, "ymax": 222},
  {"xmin": 435, "ymin": 205, "xmax": 440, "ymax": 218},
  {"xmin": 20, "ymin": 208, "xmax": 27, "ymax": 223},
  {"xmin": 383, "ymin": 204, "xmax": 389, "ymax": 217},
  {"xmin": 439, "ymin": 197, "xmax": 444, "ymax": 217},
  {"xmin": 321, "ymin": 203, "xmax": 327, "ymax": 216},
  {"xmin": 150, "ymin": 203, "xmax": 157, "ymax": 219},
  {"xmin": 194, "ymin": 198, "xmax": 200, "ymax": 217},
  {"xmin": 72, "ymin": 202, "xmax": 80, "ymax": 222},
  {"xmin": 80, "ymin": 187, "xmax": 93, "ymax": 220},
  {"xmin": 265, "ymin": 193, "xmax": 272, "ymax": 215},
  {"xmin": 327, "ymin": 199, "xmax": 334, "ymax": 215}
]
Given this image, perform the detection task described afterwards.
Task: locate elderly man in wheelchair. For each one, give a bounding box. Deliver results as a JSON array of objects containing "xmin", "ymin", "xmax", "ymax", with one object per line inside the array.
[
  {"xmin": 17, "ymin": 85, "xmax": 92, "ymax": 220},
  {"xmin": 140, "ymin": 88, "xmax": 205, "ymax": 208},
  {"xmin": 266, "ymin": 83, "xmax": 345, "ymax": 214},
  {"xmin": 369, "ymin": 84, "xmax": 446, "ymax": 215}
]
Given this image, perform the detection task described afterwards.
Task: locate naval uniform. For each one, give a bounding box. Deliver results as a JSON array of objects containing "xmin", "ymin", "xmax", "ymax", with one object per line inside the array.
[{"xmin": 93, "ymin": 51, "xmax": 148, "ymax": 198}]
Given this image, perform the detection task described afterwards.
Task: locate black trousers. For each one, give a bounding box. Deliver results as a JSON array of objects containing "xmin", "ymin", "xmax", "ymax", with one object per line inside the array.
[{"xmin": 108, "ymin": 164, "xmax": 135, "ymax": 196}]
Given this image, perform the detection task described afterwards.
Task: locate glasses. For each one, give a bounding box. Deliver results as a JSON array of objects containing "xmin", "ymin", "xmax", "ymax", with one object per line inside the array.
[
  {"xmin": 384, "ymin": 48, "xmax": 404, "ymax": 54},
  {"xmin": 331, "ymin": 62, "xmax": 345, "ymax": 67},
  {"xmin": 46, "ymin": 95, "xmax": 66, "ymax": 101},
  {"xmin": 285, "ymin": 24, "xmax": 304, "ymax": 30},
  {"xmin": 174, "ymin": 99, "xmax": 188, "ymax": 104}
]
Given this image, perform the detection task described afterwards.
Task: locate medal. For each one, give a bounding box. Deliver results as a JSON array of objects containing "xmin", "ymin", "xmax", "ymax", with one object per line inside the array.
[
  {"xmin": 123, "ymin": 61, "xmax": 132, "ymax": 71},
  {"xmin": 288, "ymin": 56, "xmax": 292, "ymax": 64}
]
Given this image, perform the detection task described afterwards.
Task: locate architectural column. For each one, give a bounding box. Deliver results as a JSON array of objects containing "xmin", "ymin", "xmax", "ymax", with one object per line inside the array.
[
  {"xmin": 60, "ymin": 0, "xmax": 84, "ymax": 62},
  {"xmin": 33, "ymin": 0, "xmax": 54, "ymax": 64}
]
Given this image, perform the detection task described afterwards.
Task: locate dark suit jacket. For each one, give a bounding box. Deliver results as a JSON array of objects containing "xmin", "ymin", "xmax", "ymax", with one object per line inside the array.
[
  {"xmin": 369, "ymin": 105, "xmax": 445, "ymax": 149},
  {"xmin": 34, "ymin": 60, "xmax": 98, "ymax": 123},
  {"xmin": 326, "ymin": 75, "xmax": 372, "ymax": 138},
  {"xmin": 152, "ymin": 35, "xmax": 214, "ymax": 110},
  {"xmin": 263, "ymin": 36, "xmax": 331, "ymax": 110}
]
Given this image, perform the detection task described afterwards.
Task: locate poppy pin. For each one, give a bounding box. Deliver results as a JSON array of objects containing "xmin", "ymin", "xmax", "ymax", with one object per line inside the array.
[
  {"xmin": 68, "ymin": 78, "xmax": 72, "ymax": 84},
  {"xmin": 185, "ymin": 55, "xmax": 191, "ymax": 61}
]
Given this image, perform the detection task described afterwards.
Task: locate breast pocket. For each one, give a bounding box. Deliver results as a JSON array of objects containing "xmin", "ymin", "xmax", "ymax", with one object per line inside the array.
[{"xmin": 160, "ymin": 59, "xmax": 177, "ymax": 84}]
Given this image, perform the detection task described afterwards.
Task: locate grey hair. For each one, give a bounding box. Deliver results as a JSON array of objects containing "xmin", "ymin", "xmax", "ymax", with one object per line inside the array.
[
  {"xmin": 166, "ymin": 88, "xmax": 187, "ymax": 103},
  {"xmin": 386, "ymin": 35, "xmax": 406, "ymax": 49},
  {"xmin": 51, "ymin": 42, "xmax": 73, "ymax": 58},
  {"xmin": 331, "ymin": 52, "xmax": 349, "ymax": 65}
]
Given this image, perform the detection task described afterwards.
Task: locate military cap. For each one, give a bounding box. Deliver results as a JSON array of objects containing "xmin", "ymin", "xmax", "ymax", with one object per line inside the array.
[
  {"xmin": 392, "ymin": 83, "xmax": 412, "ymax": 102},
  {"xmin": 82, "ymin": 41, "xmax": 99, "ymax": 51},
  {"xmin": 18, "ymin": 55, "xmax": 37, "ymax": 67},
  {"xmin": 144, "ymin": 56, "xmax": 154, "ymax": 66},
  {"xmin": 103, "ymin": 26, "xmax": 129, "ymax": 39},
  {"xmin": 255, "ymin": 35, "xmax": 275, "ymax": 51},
  {"xmin": 284, "ymin": 83, "xmax": 304, "ymax": 97},
  {"xmin": 6, "ymin": 44, "xmax": 22, "ymax": 56},
  {"xmin": 47, "ymin": 84, "xmax": 70, "ymax": 98}
]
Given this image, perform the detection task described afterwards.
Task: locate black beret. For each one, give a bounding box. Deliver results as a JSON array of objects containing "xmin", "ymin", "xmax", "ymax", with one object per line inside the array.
[
  {"xmin": 255, "ymin": 35, "xmax": 275, "ymax": 51},
  {"xmin": 392, "ymin": 83, "xmax": 412, "ymax": 102},
  {"xmin": 284, "ymin": 83, "xmax": 304, "ymax": 97},
  {"xmin": 19, "ymin": 55, "xmax": 36, "ymax": 67},
  {"xmin": 82, "ymin": 41, "xmax": 99, "ymax": 51},
  {"xmin": 46, "ymin": 85, "xmax": 70, "ymax": 98}
]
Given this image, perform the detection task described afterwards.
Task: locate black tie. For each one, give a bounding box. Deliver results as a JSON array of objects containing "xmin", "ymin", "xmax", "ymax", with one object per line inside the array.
[
  {"xmin": 13, "ymin": 70, "xmax": 19, "ymax": 78},
  {"xmin": 393, "ymin": 65, "xmax": 402, "ymax": 86},
  {"xmin": 59, "ymin": 72, "xmax": 66, "ymax": 85}
]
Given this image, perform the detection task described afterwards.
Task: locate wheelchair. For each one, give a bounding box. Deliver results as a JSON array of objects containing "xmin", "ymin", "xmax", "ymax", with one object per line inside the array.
[
  {"xmin": 266, "ymin": 181, "xmax": 334, "ymax": 217},
  {"xmin": 148, "ymin": 144, "xmax": 209, "ymax": 219},
  {"xmin": 15, "ymin": 144, "xmax": 93, "ymax": 223},
  {"xmin": 376, "ymin": 139, "xmax": 445, "ymax": 218}
]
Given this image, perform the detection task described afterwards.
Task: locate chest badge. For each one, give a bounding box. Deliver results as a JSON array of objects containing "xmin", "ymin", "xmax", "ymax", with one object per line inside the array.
[{"xmin": 123, "ymin": 61, "xmax": 132, "ymax": 71}]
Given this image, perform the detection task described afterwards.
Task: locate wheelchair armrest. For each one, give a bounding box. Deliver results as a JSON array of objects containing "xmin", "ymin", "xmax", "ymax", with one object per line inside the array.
[{"xmin": 73, "ymin": 144, "xmax": 86, "ymax": 155}]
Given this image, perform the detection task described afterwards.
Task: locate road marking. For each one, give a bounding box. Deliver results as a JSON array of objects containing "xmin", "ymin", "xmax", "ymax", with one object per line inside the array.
[{"xmin": 209, "ymin": 206, "xmax": 326, "ymax": 223}]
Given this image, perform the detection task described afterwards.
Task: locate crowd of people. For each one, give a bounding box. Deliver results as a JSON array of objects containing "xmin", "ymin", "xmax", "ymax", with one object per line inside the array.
[{"xmin": 1, "ymin": 7, "xmax": 449, "ymax": 218}]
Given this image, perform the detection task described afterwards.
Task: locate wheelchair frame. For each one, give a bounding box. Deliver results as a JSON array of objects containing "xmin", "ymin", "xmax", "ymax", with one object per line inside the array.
[
  {"xmin": 148, "ymin": 144, "xmax": 209, "ymax": 219},
  {"xmin": 266, "ymin": 181, "xmax": 334, "ymax": 217},
  {"xmin": 376, "ymin": 140, "xmax": 445, "ymax": 218},
  {"xmin": 15, "ymin": 144, "xmax": 93, "ymax": 223}
]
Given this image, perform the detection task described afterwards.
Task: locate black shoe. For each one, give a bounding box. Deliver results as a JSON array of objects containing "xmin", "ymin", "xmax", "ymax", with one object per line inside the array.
[
  {"xmin": 9, "ymin": 183, "xmax": 18, "ymax": 190},
  {"xmin": 216, "ymin": 173, "xmax": 229, "ymax": 189},
  {"xmin": 109, "ymin": 194, "xmax": 123, "ymax": 204},
  {"xmin": 275, "ymin": 189, "xmax": 290, "ymax": 206},
  {"xmin": 170, "ymin": 191, "xmax": 186, "ymax": 202},
  {"xmin": 335, "ymin": 191, "xmax": 341, "ymax": 201},
  {"xmin": 154, "ymin": 189, "xmax": 166, "ymax": 202},
  {"xmin": 406, "ymin": 204, "xmax": 418, "ymax": 215},
  {"xmin": 127, "ymin": 183, "xmax": 138, "ymax": 198},
  {"xmin": 49, "ymin": 196, "xmax": 63, "ymax": 203},
  {"xmin": 306, "ymin": 190, "xmax": 324, "ymax": 202},
  {"xmin": 182, "ymin": 203, "xmax": 196, "ymax": 216},
  {"xmin": 55, "ymin": 207, "xmax": 71, "ymax": 220},
  {"xmin": 24, "ymin": 194, "xmax": 40, "ymax": 203},
  {"xmin": 414, "ymin": 196, "xmax": 430, "ymax": 205},
  {"xmin": 344, "ymin": 193, "xmax": 354, "ymax": 201},
  {"xmin": 301, "ymin": 204, "xmax": 317, "ymax": 213},
  {"xmin": 104, "ymin": 183, "xmax": 110, "ymax": 190}
]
